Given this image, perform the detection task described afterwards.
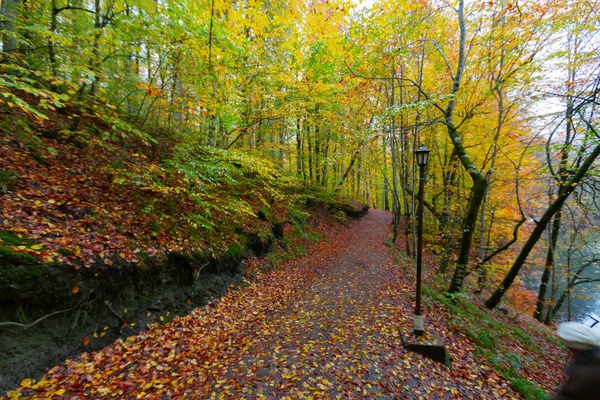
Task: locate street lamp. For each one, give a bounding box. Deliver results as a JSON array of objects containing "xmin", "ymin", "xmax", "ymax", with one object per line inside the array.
[{"xmin": 414, "ymin": 145, "xmax": 430, "ymax": 336}]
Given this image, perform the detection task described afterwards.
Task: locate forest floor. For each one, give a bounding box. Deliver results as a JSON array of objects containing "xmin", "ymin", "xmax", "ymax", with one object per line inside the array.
[{"xmin": 5, "ymin": 210, "xmax": 567, "ymax": 399}]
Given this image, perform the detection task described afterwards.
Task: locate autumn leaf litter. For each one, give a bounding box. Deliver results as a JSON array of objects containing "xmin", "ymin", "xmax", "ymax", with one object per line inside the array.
[{"xmin": 7, "ymin": 210, "xmax": 562, "ymax": 399}]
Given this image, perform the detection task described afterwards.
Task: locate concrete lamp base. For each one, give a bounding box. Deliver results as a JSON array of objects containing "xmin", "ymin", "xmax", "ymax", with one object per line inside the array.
[{"xmin": 401, "ymin": 329, "xmax": 447, "ymax": 365}]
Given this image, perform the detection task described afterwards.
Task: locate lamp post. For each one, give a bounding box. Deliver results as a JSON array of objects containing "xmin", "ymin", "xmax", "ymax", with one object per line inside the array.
[{"xmin": 414, "ymin": 145, "xmax": 430, "ymax": 336}]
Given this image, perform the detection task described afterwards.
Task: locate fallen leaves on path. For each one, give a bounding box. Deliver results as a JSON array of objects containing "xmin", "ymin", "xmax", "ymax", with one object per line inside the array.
[{"xmin": 7, "ymin": 211, "xmax": 532, "ymax": 399}]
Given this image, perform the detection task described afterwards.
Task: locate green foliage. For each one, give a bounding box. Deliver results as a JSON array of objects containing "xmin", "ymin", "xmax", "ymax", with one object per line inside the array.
[
  {"xmin": 0, "ymin": 231, "xmax": 27, "ymax": 247},
  {"xmin": 0, "ymin": 71, "xmax": 70, "ymax": 121},
  {"xmin": 289, "ymin": 207, "xmax": 311, "ymax": 227},
  {"xmin": 103, "ymin": 117, "xmax": 155, "ymax": 146},
  {"xmin": 509, "ymin": 377, "xmax": 549, "ymax": 400},
  {"xmin": 0, "ymin": 246, "xmax": 39, "ymax": 266},
  {"xmin": 333, "ymin": 210, "xmax": 348, "ymax": 225},
  {"xmin": 223, "ymin": 243, "xmax": 245, "ymax": 261},
  {"xmin": 491, "ymin": 352, "xmax": 535, "ymax": 371},
  {"xmin": 0, "ymin": 170, "xmax": 17, "ymax": 193},
  {"xmin": 0, "ymin": 247, "xmax": 70, "ymax": 304}
]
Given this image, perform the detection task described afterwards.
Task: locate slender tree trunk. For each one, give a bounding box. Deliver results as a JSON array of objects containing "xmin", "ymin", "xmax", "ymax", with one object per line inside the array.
[
  {"xmin": 446, "ymin": 0, "xmax": 490, "ymax": 293},
  {"xmin": 534, "ymin": 49, "xmax": 576, "ymax": 320},
  {"xmin": 48, "ymin": 0, "xmax": 59, "ymax": 77},
  {"xmin": 407, "ymin": 48, "xmax": 425, "ymax": 256},
  {"xmin": 439, "ymin": 142, "xmax": 459, "ymax": 273},
  {"xmin": 476, "ymin": 87, "xmax": 503, "ymax": 293},
  {"xmin": 278, "ymin": 118, "xmax": 285, "ymax": 168},
  {"xmin": 296, "ymin": 118, "xmax": 302, "ymax": 178},
  {"xmin": 545, "ymin": 260, "xmax": 599, "ymax": 324},
  {"xmin": 1, "ymin": 0, "xmax": 19, "ymax": 62},
  {"xmin": 485, "ymin": 140, "xmax": 600, "ymax": 309},
  {"xmin": 307, "ymin": 120, "xmax": 313, "ymax": 186},
  {"xmin": 338, "ymin": 150, "xmax": 361, "ymax": 191},
  {"xmin": 315, "ymin": 121, "xmax": 321, "ymax": 185},
  {"xmin": 322, "ymin": 128, "xmax": 330, "ymax": 186},
  {"xmin": 389, "ymin": 69, "xmax": 401, "ymax": 242},
  {"xmin": 534, "ymin": 187, "xmax": 563, "ymax": 321},
  {"xmin": 382, "ymin": 134, "xmax": 390, "ymax": 211}
]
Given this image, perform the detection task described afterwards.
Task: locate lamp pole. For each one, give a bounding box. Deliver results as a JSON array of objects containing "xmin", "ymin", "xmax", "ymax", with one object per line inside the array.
[{"xmin": 414, "ymin": 145, "xmax": 430, "ymax": 336}]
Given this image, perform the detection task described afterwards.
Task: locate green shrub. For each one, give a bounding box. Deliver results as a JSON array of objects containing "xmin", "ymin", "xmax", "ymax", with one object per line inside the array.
[
  {"xmin": 0, "ymin": 170, "xmax": 17, "ymax": 193},
  {"xmin": 510, "ymin": 377, "xmax": 548, "ymax": 400},
  {"xmin": 334, "ymin": 210, "xmax": 348, "ymax": 225}
]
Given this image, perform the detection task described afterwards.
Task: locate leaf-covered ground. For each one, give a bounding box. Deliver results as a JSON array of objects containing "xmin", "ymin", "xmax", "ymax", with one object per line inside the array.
[
  {"xmin": 0, "ymin": 119, "xmax": 289, "ymax": 270},
  {"xmin": 5, "ymin": 210, "xmax": 568, "ymax": 399}
]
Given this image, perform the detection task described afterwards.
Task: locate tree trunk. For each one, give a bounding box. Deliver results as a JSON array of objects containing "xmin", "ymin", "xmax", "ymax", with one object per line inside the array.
[
  {"xmin": 321, "ymin": 128, "xmax": 330, "ymax": 187},
  {"xmin": 444, "ymin": 0, "xmax": 491, "ymax": 293},
  {"xmin": 476, "ymin": 85, "xmax": 504, "ymax": 293},
  {"xmin": 1, "ymin": 0, "xmax": 19, "ymax": 61},
  {"xmin": 448, "ymin": 174, "xmax": 488, "ymax": 292},
  {"xmin": 382, "ymin": 134, "xmax": 390, "ymax": 211},
  {"xmin": 306, "ymin": 120, "xmax": 313, "ymax": 186},
  {"xmin": 48, "ymin": 0, "xmax": 59, "ymax": 77},
  {"xmin": 485, "ymin": 139, "xmax": 600, "ymax": 309},
  {"xmin": 534, "ymin": 43, "xmax": 577, "ymax": 320},
  {"xmin": 534, "ymin": 188, "xmax": 563, "ymax": 321},
  {"xmin": 278, "ymin": 118, "xmax": 285, "ymax": 168}
]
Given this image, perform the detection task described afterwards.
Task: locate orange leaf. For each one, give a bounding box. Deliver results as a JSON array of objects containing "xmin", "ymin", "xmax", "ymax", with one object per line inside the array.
[
  {"xmin": 83, "ymin": 336, "xmax": 90, "ymax": 346},
  {"xmin": 72, "ymin": 286, "xmax": 79, "ymax": 294}
]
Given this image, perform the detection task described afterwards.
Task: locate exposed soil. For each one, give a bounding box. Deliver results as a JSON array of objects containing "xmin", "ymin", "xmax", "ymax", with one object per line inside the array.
[{"xmin": 0, "ymin": 270, "xmax": 243, "ymax": 394}]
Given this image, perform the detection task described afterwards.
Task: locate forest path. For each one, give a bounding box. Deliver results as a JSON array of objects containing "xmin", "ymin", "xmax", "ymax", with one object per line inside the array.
[{"xmin": 10, "ymin": 210, "xmax": 517, "ymax": 399}]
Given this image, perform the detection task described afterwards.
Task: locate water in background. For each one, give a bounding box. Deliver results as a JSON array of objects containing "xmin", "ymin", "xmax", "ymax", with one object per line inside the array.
[{"xmin": 521, "ymin": 266, "xmax": 600, "ymax": 327}]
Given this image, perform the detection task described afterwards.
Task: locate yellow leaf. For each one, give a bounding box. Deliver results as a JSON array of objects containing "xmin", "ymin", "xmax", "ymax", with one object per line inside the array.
[
  {"xmin": 19, "ymin": 378, "xmax": 32, "ymax": 387},
  {"xmin": 54, "ymin": 389, "xmax": 66, "ymax": 396},
  {"xmin": 31, "ymin": 244, "xmax": 43, "ymax": 250}
]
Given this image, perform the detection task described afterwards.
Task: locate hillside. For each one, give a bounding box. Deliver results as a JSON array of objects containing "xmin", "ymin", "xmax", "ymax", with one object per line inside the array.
[{"xmin": 0, "ymin": 100, "xmax": 367, "ymax": 393}]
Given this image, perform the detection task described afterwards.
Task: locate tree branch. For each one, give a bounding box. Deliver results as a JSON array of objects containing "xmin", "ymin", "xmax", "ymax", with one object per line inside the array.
[{"xmin": 0, "ymin": 298, "xmax": 94, "ymax": 331}]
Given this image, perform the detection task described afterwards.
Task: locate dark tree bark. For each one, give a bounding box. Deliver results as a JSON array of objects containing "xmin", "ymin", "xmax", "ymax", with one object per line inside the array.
[
  {"xmin": 445, "ymin": 0, "xmax": 491, "ymax": 293},
  {"xmin": 1, "ymin": 0, "xmax": 19, "ymax": 61}
]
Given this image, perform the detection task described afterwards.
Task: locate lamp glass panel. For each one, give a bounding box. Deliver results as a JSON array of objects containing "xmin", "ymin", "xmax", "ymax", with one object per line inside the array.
[{"xmin": 416, "ymin": 147, "xmax": 430, "ymax": 166}]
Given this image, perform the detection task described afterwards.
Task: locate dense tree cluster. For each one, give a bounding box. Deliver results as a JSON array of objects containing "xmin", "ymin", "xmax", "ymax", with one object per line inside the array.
[{"xmin": 1, "ymin": 0, "xmax": 599, "ymax": 322}]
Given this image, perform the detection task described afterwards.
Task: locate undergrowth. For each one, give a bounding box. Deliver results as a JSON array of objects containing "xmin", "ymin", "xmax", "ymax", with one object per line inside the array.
[{"xmin": 423, "ymin": 285, "xmax": 551, "ymax": 400}]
